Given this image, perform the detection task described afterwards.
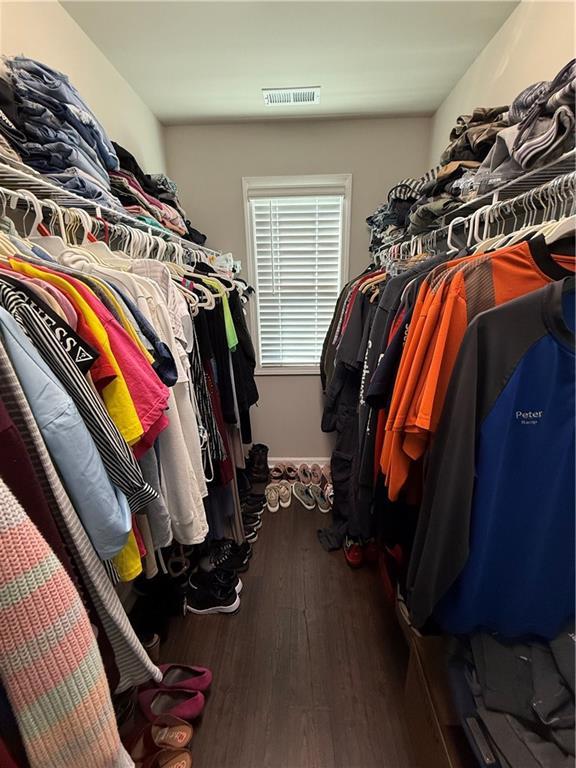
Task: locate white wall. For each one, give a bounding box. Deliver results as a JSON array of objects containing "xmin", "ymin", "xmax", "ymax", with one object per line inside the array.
[
  {"xmin": 429, "ymin": 0, "xmax": 576, "ymax": 165},
  {"xmin": 1, "ymin": 0, "xmax": 166, "ymax": 173},
  {"xmin": 164, "ymin": 117, "xmax": 431, "ymax": 458}
]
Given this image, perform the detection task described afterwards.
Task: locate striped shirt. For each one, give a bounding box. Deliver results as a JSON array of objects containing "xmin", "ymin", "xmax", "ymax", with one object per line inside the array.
[{"xmin": 0, "ymin": 276, "xmax": 158, "ymax": 514}]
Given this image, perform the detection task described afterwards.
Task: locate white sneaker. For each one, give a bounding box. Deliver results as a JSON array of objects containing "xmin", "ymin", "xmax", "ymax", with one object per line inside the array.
[
  {"xmin": 265, "ymin": 483, "xmax": 280, "ymax": 513},
  {"xmin": 277, "ymin": 480, "xmax": 292, "ymax": 508}
]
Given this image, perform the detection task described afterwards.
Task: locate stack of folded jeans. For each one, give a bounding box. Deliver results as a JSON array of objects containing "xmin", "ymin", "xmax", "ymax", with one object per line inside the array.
[{"xmin": 3, "ymin": 56, "xmax": 119, "ymax": 194}]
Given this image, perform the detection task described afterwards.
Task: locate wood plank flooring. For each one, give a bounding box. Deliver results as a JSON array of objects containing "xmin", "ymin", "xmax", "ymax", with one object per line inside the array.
[{"xmin": 160, "ymin": 501, "xmax": 418, "ymax": 768}]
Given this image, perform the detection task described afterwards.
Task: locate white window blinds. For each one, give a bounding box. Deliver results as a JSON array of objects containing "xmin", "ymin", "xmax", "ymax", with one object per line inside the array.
[{"xmin": 249, "ymin": 194, "xmax": 344, "ymax": 368}]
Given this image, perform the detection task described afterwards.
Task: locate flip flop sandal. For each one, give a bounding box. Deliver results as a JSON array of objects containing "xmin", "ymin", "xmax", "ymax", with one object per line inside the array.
[
  {"xmin": 310, "ymin": 463, "xmax": 323, "ymax": 485},
  {"xmin": 270, "ymin": 463, "xmax": 285, "ymax": 481},
  {"xmin": 298, "ymin": 464, "xmax": 312, "ymax": 484},
  {"xmin": 140, "ymin": 749, "xmax": 193, "ymax": 768},
  {"xmin": 284, "ymin": 462, "xmax": 298, "ymax": 481},
  {"xmin": 128, "ymin": 714, "xmax": 193, "ymax": 763}
]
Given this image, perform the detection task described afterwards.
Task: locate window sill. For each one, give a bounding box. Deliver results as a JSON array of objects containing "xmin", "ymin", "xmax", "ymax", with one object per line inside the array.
[{"xmin": 255, "ymin": 366, "xmax": 320, "ymax": 376}]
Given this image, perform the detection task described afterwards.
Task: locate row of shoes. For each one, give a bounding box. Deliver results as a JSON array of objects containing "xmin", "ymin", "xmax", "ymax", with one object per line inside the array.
[
  {"xmin": 270, "ymin": 461, "xmax": 331, "ymax": 487},
  {"xmin": 265, "ymin": 479, "xmax": 333, "ymax": 513},
  {"xmin": 127, "ymin": 663, "xmax": 213, "ymax": 766}
]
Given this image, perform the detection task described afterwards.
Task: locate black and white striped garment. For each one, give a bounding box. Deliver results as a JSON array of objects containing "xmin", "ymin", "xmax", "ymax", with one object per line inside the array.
[
  {"xmin": 188, "ymin": 322, "xmax": 226, "ymax": 465},
  {"xmin": 0, "ymin": 278, "xmax": 159, "ymax": 515}
]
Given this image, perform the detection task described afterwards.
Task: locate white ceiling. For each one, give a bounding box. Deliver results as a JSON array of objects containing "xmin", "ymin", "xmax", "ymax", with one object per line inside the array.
[{"xmin": 63, "ymin": 1, "xmax": 518, "ymax": 123}]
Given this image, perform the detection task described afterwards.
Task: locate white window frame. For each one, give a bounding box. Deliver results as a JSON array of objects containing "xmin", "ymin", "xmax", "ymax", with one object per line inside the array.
[{"xmin": 242, "ymin": 173, "xmax": 352, "ymax": 376}]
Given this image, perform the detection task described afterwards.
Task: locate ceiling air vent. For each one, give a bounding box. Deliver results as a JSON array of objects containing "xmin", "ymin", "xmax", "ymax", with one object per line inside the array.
[{"xmin": 262, "ymin": 86, "xmax": 321, "ymax": 107}]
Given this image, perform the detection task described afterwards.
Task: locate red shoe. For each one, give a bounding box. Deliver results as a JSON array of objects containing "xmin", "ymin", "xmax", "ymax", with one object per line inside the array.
[
  {"xmin": 344, "ymin": 537, "xmax": 364, "ymax": 568},
  {"xmin": 158, "ymin": 664, "xmax": 212, "ymax": 693},
  {"xmin": 139, "ymin": 688, "xmax": 205, "ymax": 722},
  {"xmin": 364, "ymin": 540, "xmax": 380, "ymax": 565}
]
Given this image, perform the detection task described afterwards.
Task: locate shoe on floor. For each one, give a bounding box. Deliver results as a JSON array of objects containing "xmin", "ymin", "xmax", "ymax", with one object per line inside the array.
[
  {"xmin": 265, "ymin": 483, "xmax": 280, "ymax": 512},
  {"xmin": 309, "ymin": 484, "xmax": 331, "ymax": 513},
  {"xmin": 189, "ymin": 567, "xmax": 241, "ymax": 595},
  {"xmin": 298, "ymin": 463, "xmax": 312, "ymax": 484},
  {"xmin": 292, "ymin": 481, "xmax": 316, "ymax": 511},
  {"xmin": 310, "ymin": 463, "xmax": 323, "ymax": 485},
  {"xmin": 138, "ymin": 687, "xmax": 205, "ymax": 721},
  {"xmin": 242, "ymin": 499, "xmax": 265, "ymax": 516},
  {"xmin": 185, "ymin": 582, "xmax": 240, "ymax": 614},
  {"xmin": 247, "ymin": 443, "xmax": 270, "ymax": 483},
  {"xmin": 364, "ymin": 540, "xmax": 380, "ymax": 565},
  {"xmin": 242, "ymin": 512, "xmax": 262, "ymax": 531},
  {"xmin": 277, "ymin": 480, "xmax": 292, "ymax": 508},
  {"xmin": 344, "ymin": 537, "xmax": 364, "ymax": 569},
  {"xmin": 199, "ymin": 541, "xmax": 250, "ymax": 573},
  {"xmin": 270, "ymin": 462, "xmax": 285, "ymax": 481},
  {"xmin": 157, "ymin": 664, "xmax": 213, "ymax": 693}
]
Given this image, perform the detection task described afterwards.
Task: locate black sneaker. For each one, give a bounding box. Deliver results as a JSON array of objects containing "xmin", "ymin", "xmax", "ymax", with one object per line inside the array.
[
  {"xmin": 189, "ymin": 568, "xmax": 242, "ymax": 595},
  {"xmin": 245, "ymin": 529, "xmax": 258, "ymax": 543},
  {"xmin": 243, "ymin": 513, "xmax": 262, "ymax": 531},
  {"xmin": 185, "ymin": 583, "xmax": 240, "ymax": 614},
  {"xmin": 199, "ymin": 541, "xmax": 251, "ymax": 573},
  {"xmin": 240, "ymin": 491, "xmax": 266, "ymax": 506},
  {"xmin": 242, "ymin": 500, "xmax": 264, "ymax": 516}
]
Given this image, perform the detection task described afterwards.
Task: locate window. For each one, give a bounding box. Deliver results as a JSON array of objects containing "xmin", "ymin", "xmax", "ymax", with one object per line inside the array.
[{"xmin": 243, "ymin": 174, "xmax": 351, "ymax": 374}]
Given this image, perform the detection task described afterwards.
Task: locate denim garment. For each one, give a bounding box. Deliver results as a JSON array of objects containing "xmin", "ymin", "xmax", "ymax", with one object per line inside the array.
[
  {"xmin": 20, "ymin": 135, "xmax": 110, "ymax": 187},
  {"xmin": 9, "ymin": 56, "xmax": 119, "ymax": 171},
  {"xmin": 48, "ymin": 170, "xmax": 124, "ymax": 210},
  {"xmin": 21, "ymin": 102, "xmax": 108, "ymax": 179},
  {"xmin": 0, "ymin": 307, "xmax": 131, "ymax": 558}
]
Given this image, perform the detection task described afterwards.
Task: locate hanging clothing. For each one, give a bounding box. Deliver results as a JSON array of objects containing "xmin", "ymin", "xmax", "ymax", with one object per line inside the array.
[{"xmin": 0, "ymin": 478, "xmax": 132, "ymax": 768}]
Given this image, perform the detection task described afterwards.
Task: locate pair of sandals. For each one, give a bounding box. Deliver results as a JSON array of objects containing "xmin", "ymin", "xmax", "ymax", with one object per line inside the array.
[
  {"xmin": 271, "ymin": 462, "xmax": 331, "ymax": 486},
  {"xmin": 127, "ymin": 714, "xmax": 194, "ymax": 768}
]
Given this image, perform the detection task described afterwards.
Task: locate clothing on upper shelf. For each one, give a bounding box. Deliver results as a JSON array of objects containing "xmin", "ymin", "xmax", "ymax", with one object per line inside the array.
[
  {"xmin": 0, "ymin": 55, "xmax": 208, "ymax": 243},
  {"xmin": 366, "ymin": 61, "xmax": 576, "ymax": 256}
]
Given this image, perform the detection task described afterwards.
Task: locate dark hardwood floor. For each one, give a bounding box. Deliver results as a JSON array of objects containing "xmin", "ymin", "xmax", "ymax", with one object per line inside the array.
[{"xmin": 160, "ymin": 501, "xmax": 418, "ymax": 768}]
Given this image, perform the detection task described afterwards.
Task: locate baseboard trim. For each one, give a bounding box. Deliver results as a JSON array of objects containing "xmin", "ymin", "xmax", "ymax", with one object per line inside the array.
[{"xmin": 269, "ymin": 457, "xmax": 330, "ymax": 465}]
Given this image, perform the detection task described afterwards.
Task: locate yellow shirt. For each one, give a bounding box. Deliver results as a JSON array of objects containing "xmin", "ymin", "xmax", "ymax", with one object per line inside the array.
[{"xmin": 112, "ymin": 529, "xmax": 143, "ymax": 582}]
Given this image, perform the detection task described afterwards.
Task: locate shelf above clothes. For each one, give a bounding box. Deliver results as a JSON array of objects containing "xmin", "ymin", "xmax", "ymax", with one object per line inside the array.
[{"xmin": 0, "ymin": 157, "xmax": 226, "ymax": 261}]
